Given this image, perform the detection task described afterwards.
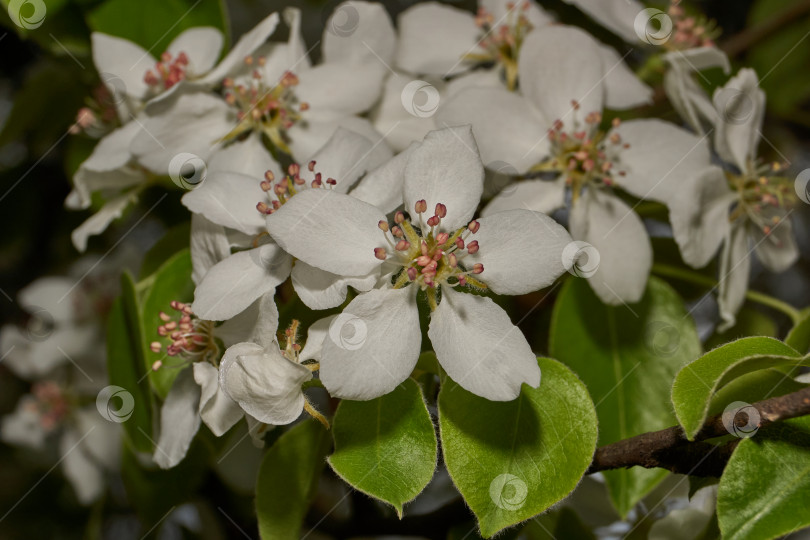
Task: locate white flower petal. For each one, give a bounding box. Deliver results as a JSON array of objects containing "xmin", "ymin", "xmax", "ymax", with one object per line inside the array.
[
  {"xmin": 208, "ymin": 133, "xmax": 281, "ymax": 177},
  {"xmin": 754, "ymin": 218, "xmax": 799, "ymax": 274},
  {"xmin": 168, "ymin": 27, "xmax": 224, "ymax": 77},
  {"xmin": 79, "ymin": 121, "xmax": 141, "ymax": 174},
  {"xmin": 182, "ymin": 171, "xmax": 267, "ymax": 236},
  {"xmin": 287, "ymin": 117, "xmax": 392, "ymax": 169},
  {"xmin": 429, "ymin": 287, "xmax": 540, "ymax": 401},
  {"xmin": 130, "ymin": 90, "xmax": 233, "ymax": 174},
  {"xmin": 215, "ymin": 292, "xmax": 279, "ymax": 350},
  {"xmin": 322, "ymin": 1, "xmax": 396, "ymax": 66},
  {"xmin": 713, "ymin": 69, "xmax": 765, "ymax": 171},
  {"xmin": 18, "ymin": 277, "xmax": 77, "ymax": 324},
  {"xmin": 191, "ymin": 243, "xmax": 292, "ymax": 321},
  {"xmin": 291, "ymin": 261, "xmax": 378, "ymax": 310},
  {"xmin": 569, "ymin": 188, "xmax": 652, "ymax": 305},
  {"xmin": 320, "ymin": 287, "xmax": 422, "ymax": 400},
  {"xmin": 598, "ymin": 43, "xmax": 653, "ymax": 109},
  {"xmin": 154, "ymin": 368, "xmax": 202, "ymax": 469},
  {"xmin": 669, "ymin": 167, "xmax": 735, "ymax": 269},
  {"xmin": 193, "ymin": 362, "xmax": 243, "ymax": 436},
  {"xmin": 190, "ymin": 213, "xmax": 231, "ymax": 285},
  {"xmin": 71, "ymin": 193, "xmax": 136, "ymax": 252},
  {"xmin": 481, "ymin": 0, "xmax": 554, "ymax": 27},
  {"xmin": 219, "ymin": 342, "xmax": 311, "ymax": 425},
  {"xmin": 403, "ymin": 126, "xmax": 484, "ymax": 231},
  {"xmin": 299, "ymin": 315, "xmax": 336, "ymax": 362},
  {"xmin": 519, "ymin": 26, "xmax": 605, "ymax": 124},
  {"xmin": 717, "ymin": 222, "xmax": 751, "ymax": 331},
  {"xmin": 1, "ymin": 396, "xmax": 47, "ymax": 450},
  {"xmin": 300, "ymin": 127, "xmax": 374, "ymax": 194},
  {"xmin": 562, "ymin": 0, "xmax": 644, "ymax": 43},
  {"xmin": 663, "ymin": 64, "xmax": 718, "ymax": 135},
  {"xmin": 350, "ymin": 143, "xmax": 416, "ymax": 213},
  {"xmin": 68, "ymin": 166, "xmax": 144, "ymax": 212},
  {"xmin": 91, "ymin": 33, "xmax": 153, "ymax": 100},
  {"xmin": 612, "ymin": 118, "xmax": 712, "ymax": 202},
  {"xmin": 467, "ymin": 209, "xmax": 571, "ymax": 295},
  {"xmin": 370, "ymin": 72, "xmax": 440, "ymax": 153},
  {"xmin": 395, "ymin": 3, "xmax": 479, "ymax": 76},
  {"xmin": 482, "ymin": 178, "xmax": 566, "ymax": 216},
  {"xmin": 437, "ymin": 87, "xmax": 548, "ymax": 175},
  {"xmin": 265, "ymin": 189, "xmax": 385, "ymax": 276},
  {"xmin": 296, "ymin": 62, "xmax": 385, "ymax": 120},
  {"xmin": 199, "ymin": 12, "xmax": 280, "ymax": 85},
  {"xmin": 61, "ymin": 427, "xmax": 105, "ymax": 503}
]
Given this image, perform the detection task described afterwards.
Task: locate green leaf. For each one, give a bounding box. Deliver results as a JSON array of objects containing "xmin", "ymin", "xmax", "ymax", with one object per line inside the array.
[
  {"xmin": 438, "ymin": 357, "xmax": 598, "ymax": 538},
  {"xmin": 140, "ymin": 249, "xmax": 195, "ymax": 398},
  {"xmin": 709, "ymin": 368, "xmax": 808, "ymax": 418},
  {"xmin": 106, "ymin": 272, "xmax": 153, "ymax": 453},
  {"xmin": 87, "ymin": 0, "xmax": 228, "ymax": 54},
  {"xmin": 256, "ymin": 420, "xmax": 331, "ymax": 540},
  {"xmin": 549, "ymin": 277, "xmax": 701, "ymax": 516},
  {"xmin": 717, "ymin": 416, "xmax": 810, "ymax": 539},
  {"xmin": 328, "ymin": 379, "xmax": 437, "ymax": 516},
  {"xmin": 705, "ymin": 307, "xmax": 778, "ymax": 350},
  {"xmin": 671, "ymin": 337, "xmax": 807, "ymax": 440},
  {"xmin": 785, "ymin": 309, "xmax": 810, "ymax": 355}
]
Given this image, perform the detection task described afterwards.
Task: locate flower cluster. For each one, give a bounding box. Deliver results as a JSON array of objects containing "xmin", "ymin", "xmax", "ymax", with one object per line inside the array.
[{"xmin": 42, "ymin": 0, "xmax": 804, "ymax": 490}]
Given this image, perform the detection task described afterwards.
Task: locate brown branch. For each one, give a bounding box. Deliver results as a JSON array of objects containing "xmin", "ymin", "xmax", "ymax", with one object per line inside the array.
[
  {"xmin": 588, "ymin": 386, "xmax": 810, "ymax": 477},
  {"xmin": 720, "ymin": 0, "xmax": 810, "ymax": 58}
]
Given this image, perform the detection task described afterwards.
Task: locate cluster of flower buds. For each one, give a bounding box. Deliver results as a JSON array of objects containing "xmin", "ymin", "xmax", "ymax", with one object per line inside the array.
[{"xmin": 667, "ymin": 0, "xmax": 720, "ymax": 50}]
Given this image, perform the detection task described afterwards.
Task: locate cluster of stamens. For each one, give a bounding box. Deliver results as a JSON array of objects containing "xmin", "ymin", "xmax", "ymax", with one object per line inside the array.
[
  {"xmin": 144, "ymin": 51, "xmax": 190, "ymax": 91},
  {"xmin": 150, "ymin": 301, "xmax": 218, "ymax": 369},
  {"xmin": 665, "ymin": 1, "xmax": 720, "ymax": 50},
  {"xmin": 221, "ymin": 57, "xmax": 308, "ymax": 154},
  {"xmin": 27, "ymin": 381, "xmax": 70, "ymax": 431},
  {"xmin": 375, "ymin": 201, "xmax": 484, "ymax": 307},
  {"xmin": 538, "ymin": 104, "xmax": 629, "ymax": 200},
  {"xmin": 69, "ymin": 85, "xmax": 119, "ymax": 136},
  {"xmin": 728, "ymin": 162, "xmax": 797, "ymax": 243},
  {"xmin": 466, "ymin": 1, "xmax": 533, "ymax": 91},
  {"xmin": 256, "ymin": 161, "xmax": 337, "ymax": 216}
]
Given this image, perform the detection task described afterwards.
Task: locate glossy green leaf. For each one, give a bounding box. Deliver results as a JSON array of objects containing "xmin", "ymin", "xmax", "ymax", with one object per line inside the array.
[
  {"xmin": 87, "ymin": 0, "xmax": 228, "ymax": 54},
  {"xmin": 438, "ymin": 357, "xmax": 598, "ymax": 538},
  {"xmin": 139, "ymin": 221, "xmax": 191, "ymax": 278},
  {"xmin": 709, "ymin": 368, "xmax": 808, "ymax": 418},
  {"xmin": 140, "ymin": 249, "xmax": 195, "ymax": 398},
  {"xmin": 106, "ymin": 272, "xmax": 154, "ymax": 453},
  {"xmin": 328, "ymin": 379, "xmax": 437, "ymax": 516},
  {"xmin": 785, "ymin": 309, "xmax": 810, "ymax": 355},
  {"xmin": 717, "ymin": 416, "xmax": 810, "ymax": 539},
  {"xmin": 671, "ymin": 337, "xmax": 807, "ymax": 440},
  {"xmin": 549, "ymin": 277, "xmax": 701, "ymax": 516},
  {"xmin": 256, "ymin": 420, "xmax": 331, "ymax": 540}
]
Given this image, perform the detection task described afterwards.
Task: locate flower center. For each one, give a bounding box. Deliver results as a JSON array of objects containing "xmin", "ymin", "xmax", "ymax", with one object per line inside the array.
[
  {"xmin": 374, "ymin": 201, "xmax": 485, "ymax": 310},
  {"xmin": 144, "ymin": 51, "xmax": 190, "ymax": 91},
  {"xmin": 465, "ymin": 1, "xmax": 533, "ymax": 91},
  {"xmin": 534, "ymin": 107, "xmax": 630, "ymax": 202},
  {"xmin": 727, "ymin": 162, "xmax": 796, "ymax": 241},
  {"xmin": 255, "ymin": 161, "xmax": 338, "ymax": 216},
  {"xmin": 664, "ymin": 1, "xmax": 720, "ymax": 51},
  {"xmin": 221, "ymin": 57, "xmax": 309, "ymax": 155},
  {"xmin": 150, "ymin": 301, "xmax": 218, "ymax": 370},
  {"xmin": 29, "ymin": 381, "xmax": 70, "ymax": 431}
]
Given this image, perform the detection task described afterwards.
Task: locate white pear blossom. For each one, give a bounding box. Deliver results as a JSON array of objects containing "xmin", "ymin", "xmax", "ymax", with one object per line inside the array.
[
  {"xmin": 131, "ymin": 7, "xmax": 391, "ymax": 178},
  {"xmin": 265, "ymin": 126, "xmax": 572, "ymax": 401},
  {"xmin": 662, "ymin": 69, "xmax": 799, "ymax": 330},
  {"xmin": 439, "ymin": 25, "xmax": 713, "ymax": 305},
  {"xmin": 66, "ymin": 13, "xmax": 282, "ymax": 251},
  {"xmin": 184, "ymin": 128, "xmax": 392, "ymax": 321}
]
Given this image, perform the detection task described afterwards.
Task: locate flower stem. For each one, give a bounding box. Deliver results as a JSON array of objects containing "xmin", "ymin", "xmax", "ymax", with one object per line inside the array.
[{"xmin": 651, "ymin": 263, "xmax": 802, "ymax": 325}]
